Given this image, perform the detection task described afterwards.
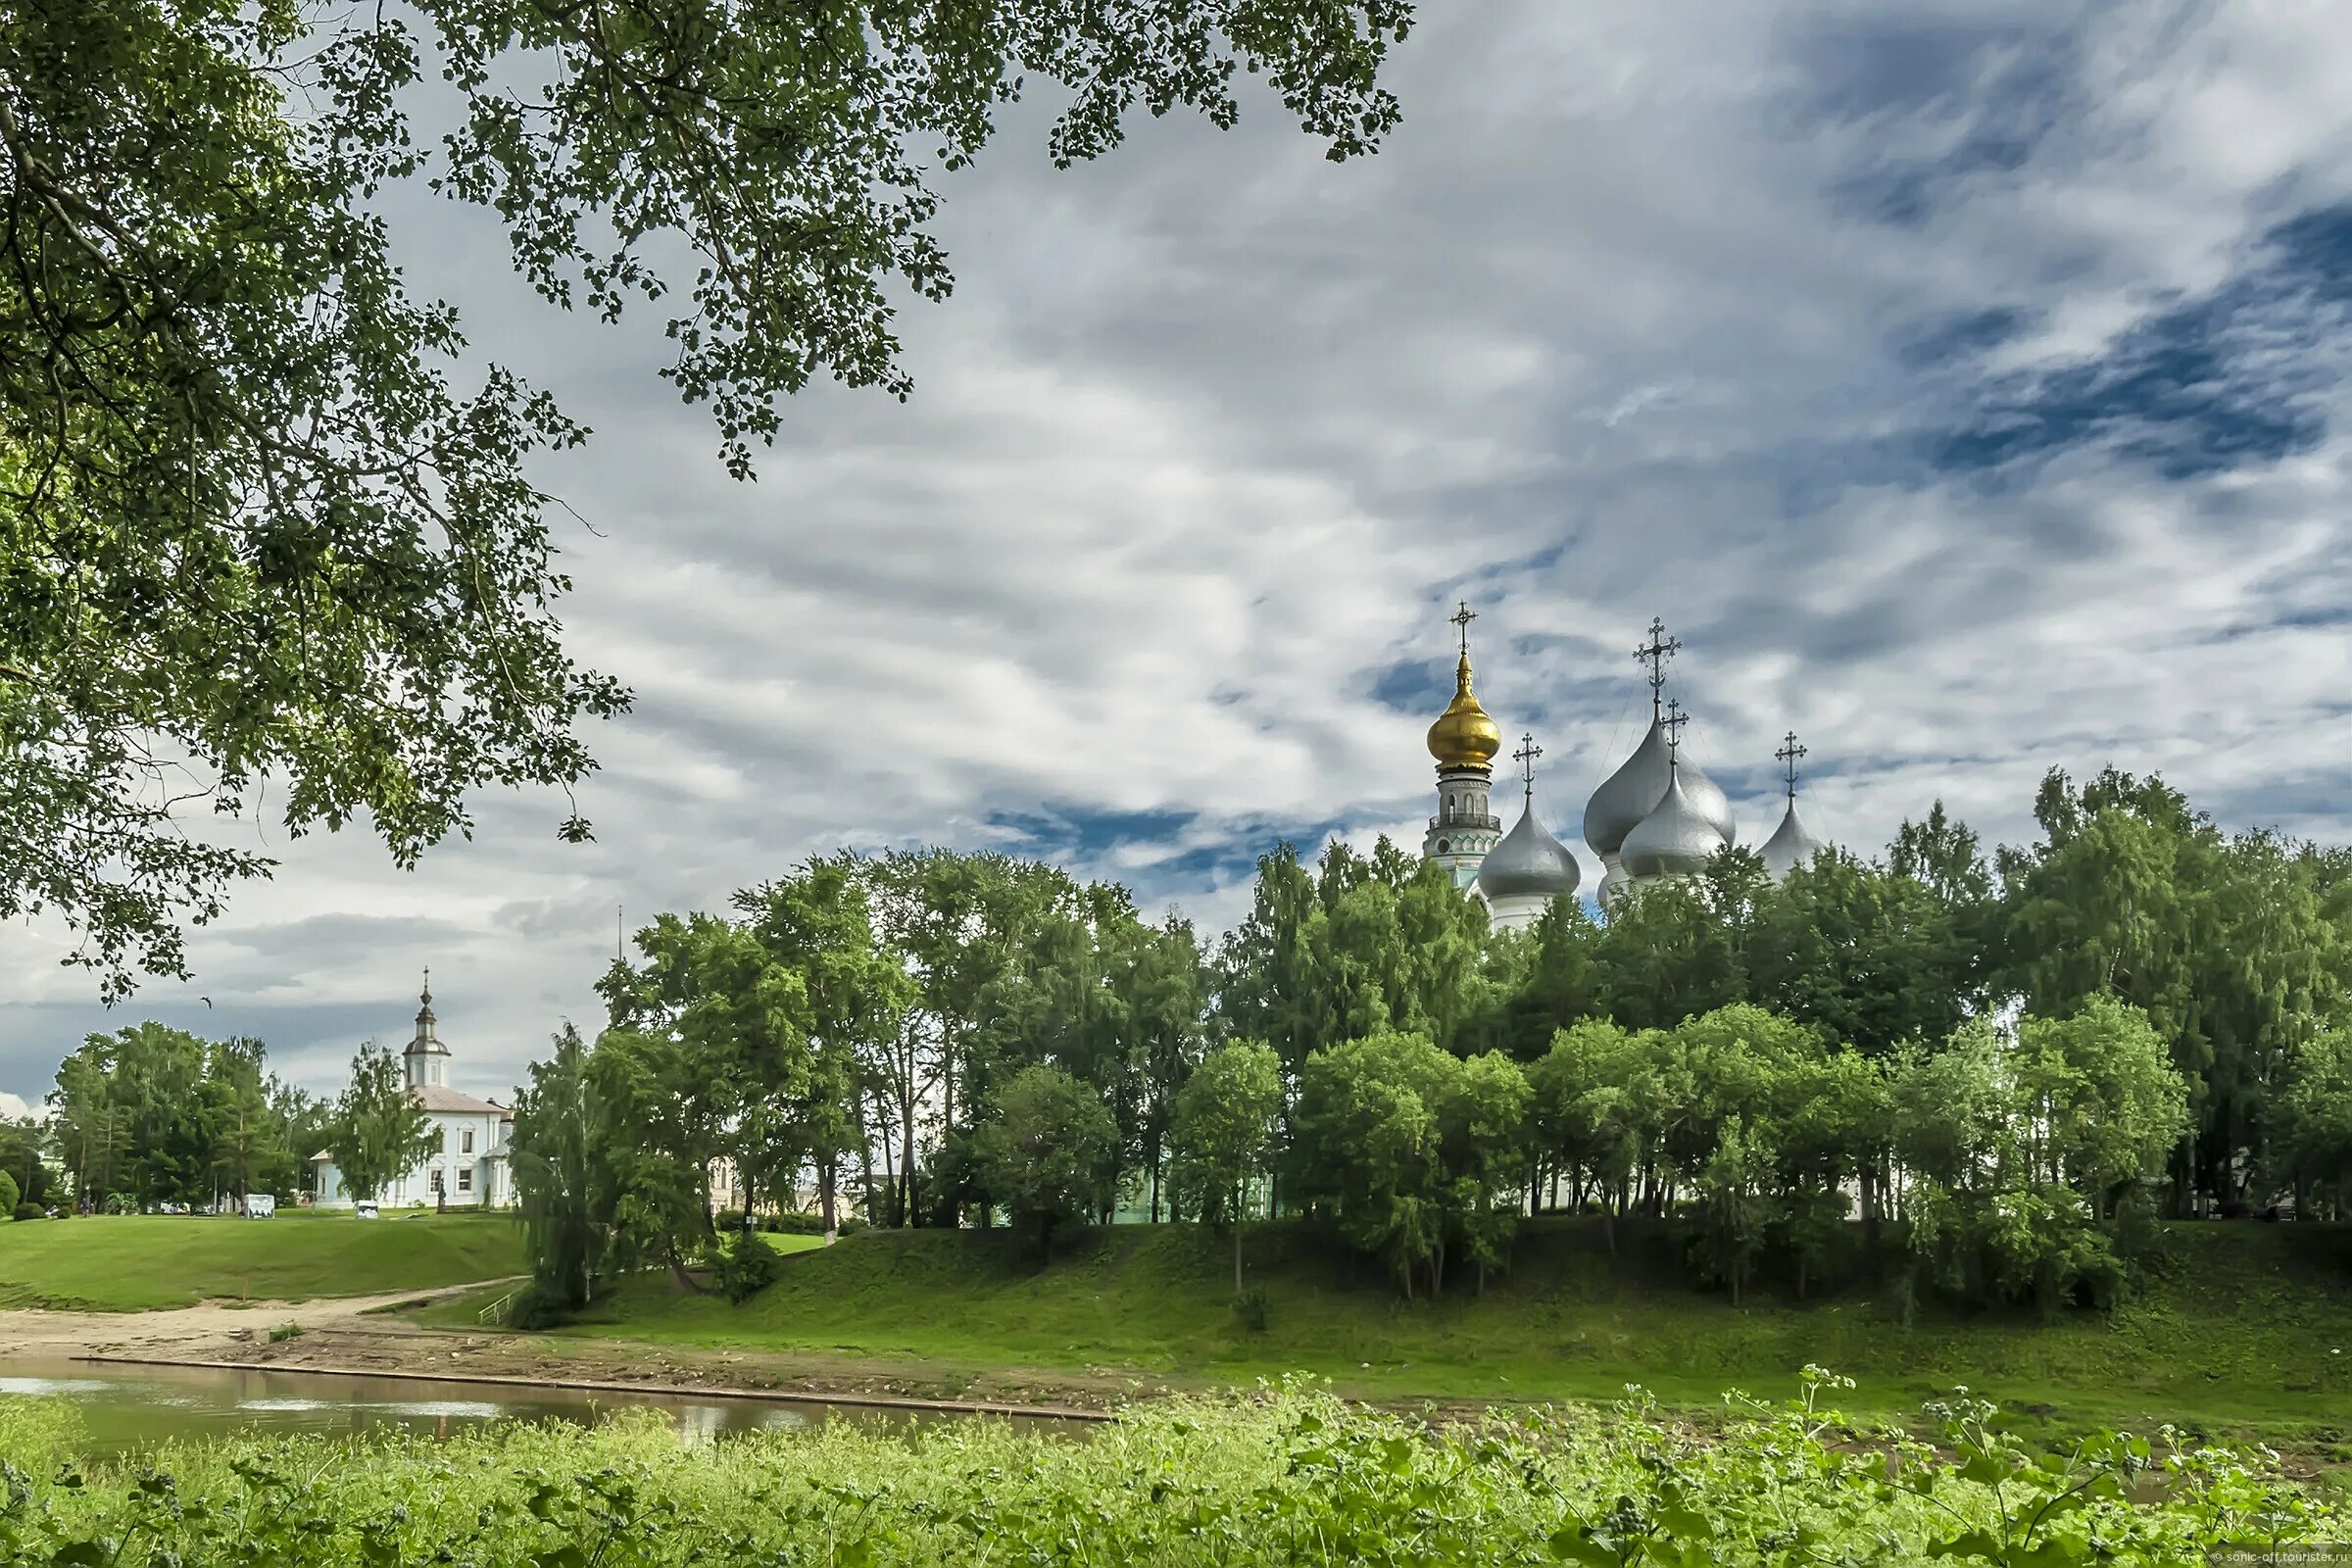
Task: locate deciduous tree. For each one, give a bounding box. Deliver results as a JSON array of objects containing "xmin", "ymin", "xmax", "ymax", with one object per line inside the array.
[
  {"xmin": 1, "ymin": 0, "xmax": 1410, "ymax": 997},
  {"xmin": 1170, "ymin": 1040, "xmax": 1286, "ymax": 1290},
  {"xmin": 971, "ymin": 1064, "xmax": 1119, "ymax": 1252}
]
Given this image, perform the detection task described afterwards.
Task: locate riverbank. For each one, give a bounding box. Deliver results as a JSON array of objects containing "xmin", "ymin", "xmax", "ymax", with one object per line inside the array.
[
  {"xmin": 0, "ymin": 1279, "xmax": 1144, "ymax": 1415},
  {"xmin": 422, "ymin": 1217, "xmax": 2352, "ymax": 1454},
  {"xmin": 12, "ymin": 1215, "xmax": 2352, "ymax": 1464},
  {"xmin": 182, "ymin": 1307, "xmax": 1153, "ymax": 1413}
]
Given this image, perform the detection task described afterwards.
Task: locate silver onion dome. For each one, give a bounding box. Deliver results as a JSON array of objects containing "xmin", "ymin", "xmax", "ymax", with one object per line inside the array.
[
  {"xmin": 1478, "ymin": 802, "xmax": 1583, "ymax": 903},
  {"xmin": 1678, "ymin": 752, "xmax": 1737, "ymax": 849},
  {"xmin": 1759, "ymin": 797, "xmax": 1828, "ymax": 882},
  {"xmin": 1619, "ymin": 769, "xmax": 1729, "ymax": 881},
  {"xmin": 1584, "ymin": 718, "xmax": 1738, "ymax": 857},
  {"xmin": 1584, "ymin": 719, "xmax": 1673, "ymax": 858}
]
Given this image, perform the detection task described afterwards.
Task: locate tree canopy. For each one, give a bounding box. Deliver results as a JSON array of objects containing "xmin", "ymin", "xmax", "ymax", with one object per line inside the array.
[{"xmin": 0, "ymin": 0, "xmax": 1413, "ymax": 996}]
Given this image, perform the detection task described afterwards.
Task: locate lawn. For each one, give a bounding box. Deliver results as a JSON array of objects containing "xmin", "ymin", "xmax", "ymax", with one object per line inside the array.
[
  {"xmin": 535, "ymin": 1217, "xmax": 2352, "ymax": 1446},
  {"xmin": 0, "ymin": 1211, "xmax": 528, "ymax": 1310}
]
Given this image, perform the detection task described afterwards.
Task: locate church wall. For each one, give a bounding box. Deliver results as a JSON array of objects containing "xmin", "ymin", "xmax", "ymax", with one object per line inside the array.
[{"xmin": 312, "ymin": 1109, "xmax": 513, "ymax": 1209}]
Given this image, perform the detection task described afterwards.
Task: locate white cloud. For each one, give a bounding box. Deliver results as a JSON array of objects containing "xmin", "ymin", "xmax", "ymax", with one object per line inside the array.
[{"xmin": 5, "ymin": 0, "xmax": 2351, "ymax": 1101}]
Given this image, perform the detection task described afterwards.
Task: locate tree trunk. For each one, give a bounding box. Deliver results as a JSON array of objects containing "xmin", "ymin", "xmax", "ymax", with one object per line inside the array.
[
  {"xmin": 1861, "ymin": 1161, "xmax": 1883, "ymax": 1254},
  {"xmin": 900, "ymin": 1097, "xmax": 917, "ymax": 1229},
  {"xmin": 1234, "ymin": 1205, "xmax": 1245, "ymax": 1296},
  {"xmin": 818, "ymin": 1159, "xmax": 838, "ymax": 1241},
  {"xmin": 941, "ymin": 1027, "xmax": 960, "ymax": 1228},
  {"xmin": 667, "ymin": 1244, "xmax": 704, "ymax": 1294}
]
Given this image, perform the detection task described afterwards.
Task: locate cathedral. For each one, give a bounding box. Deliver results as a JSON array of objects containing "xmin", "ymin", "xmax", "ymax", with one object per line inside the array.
[{"xmin": 1418, "ymin": 607, "xmax": 1830, "ymax": 931}]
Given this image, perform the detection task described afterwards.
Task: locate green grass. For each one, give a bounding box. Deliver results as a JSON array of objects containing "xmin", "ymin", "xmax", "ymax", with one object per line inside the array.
[
  {"xmin": 0, "ymin": 1212, "xmax": 527, "ymax": 1310},
  {"xmin": 543, "ymin": 1217, "xmax": 2352, "ymax": 1444}
]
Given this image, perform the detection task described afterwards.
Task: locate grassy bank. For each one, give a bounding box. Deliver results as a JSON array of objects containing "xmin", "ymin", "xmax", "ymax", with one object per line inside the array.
[
  {"xmin": 0, "ymin": 1211, "xmax": 526, "ymax": 1309},
  {"xmin": 510, "ymin": 1217, "xmax": 2352, "ymax": 1445}
]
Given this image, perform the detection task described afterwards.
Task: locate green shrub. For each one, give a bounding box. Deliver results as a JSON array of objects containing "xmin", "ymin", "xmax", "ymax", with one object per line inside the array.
[
  {"xmin": 710, "ymin": 1235, "xmax": 780, "ymax": 1303},
  {"xmin": 506, "ymin": 1283, "xmax": 573, "ymax": 1331},
  {"xmin": 1231, "ymin": 1285, "xmax": 1270, "ymax": 1332},
  {"xmin": 268, "ymin": 1321, "xmax": 304, "ymax": 1343},
  {"xmin": 760, "ymin": 1210, "xmax": 863, "ymax": 1236},
  {"xmin": 11, "ymin": 1201, "xmax": 42, "ymax": 1223},
  {"xmin": 0, "ymin": 1169, "xmax": 18, "ymax": 1214}
]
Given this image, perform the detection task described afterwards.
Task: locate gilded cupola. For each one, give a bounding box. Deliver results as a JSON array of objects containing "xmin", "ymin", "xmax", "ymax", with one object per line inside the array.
[
  {"xmin": 1426, "ymin": 648, "xmax": 1503, "ymax": 771},
  {"xmin": 1420, "ymin": 602, "xmax": 1495, "ymax": 770}
]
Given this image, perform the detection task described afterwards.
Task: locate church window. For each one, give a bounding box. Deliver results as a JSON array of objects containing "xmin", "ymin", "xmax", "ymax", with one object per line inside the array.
[
  {"xmin": 462, "ymin": 1128, "xmax": 474, "ymax": 1154},
  {"xmin": 459, "ymin": 1168, "xmax": 474, "ymax": 1193},
  {"xmin": 430, "ymin": 1170, "xmax": 444, "ymax": 1195},
  {"xmin": 1436, "ymin": 839, "xmax": 1449, "ymax": 855}
]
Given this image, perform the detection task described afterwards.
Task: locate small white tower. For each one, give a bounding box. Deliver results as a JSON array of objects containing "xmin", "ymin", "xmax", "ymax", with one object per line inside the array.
[
  {"xmin": 403, "ymin": 969, "xmax": 451, "ymax": 1090},
  {"xmin": 1421, "ymin": 602, "xmax": 1504, "ymax": 891}
]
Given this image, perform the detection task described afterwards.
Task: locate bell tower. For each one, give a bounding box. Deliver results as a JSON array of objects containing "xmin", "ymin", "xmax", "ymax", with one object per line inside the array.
[
  {"xmin": 1421, "ymin": 602, "xmax": 1503, "ymax": 890},
  {"xmin": 403, "ymin": 969, "xmax": 452, "ymax": 1089}
]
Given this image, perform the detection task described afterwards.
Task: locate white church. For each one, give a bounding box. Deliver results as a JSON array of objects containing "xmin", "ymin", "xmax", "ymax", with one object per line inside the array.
[
  {"xmin": 1419, "ymin": 606, "xmax": 1831, "ymax": 930},
  {"xmin": 311, "ymin": 976, "xmax": 515, "ymax": 1208}
]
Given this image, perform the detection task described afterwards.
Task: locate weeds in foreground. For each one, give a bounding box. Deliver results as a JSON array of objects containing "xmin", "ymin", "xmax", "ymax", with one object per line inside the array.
[{"xmin": 0, "ymin": 1370, "xmax": 2331, "ymax": 1566}]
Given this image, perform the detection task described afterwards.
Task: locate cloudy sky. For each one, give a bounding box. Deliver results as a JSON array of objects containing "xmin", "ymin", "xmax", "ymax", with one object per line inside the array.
[{"xmin": 5, "ymin": 0, "xmax": 2351, "ymax": 1109}]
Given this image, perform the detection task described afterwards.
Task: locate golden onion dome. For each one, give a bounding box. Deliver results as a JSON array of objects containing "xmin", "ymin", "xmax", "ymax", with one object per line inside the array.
[{"xmin": 1426, "ymin": 652, "xmax": 1502, "ymax": 771}]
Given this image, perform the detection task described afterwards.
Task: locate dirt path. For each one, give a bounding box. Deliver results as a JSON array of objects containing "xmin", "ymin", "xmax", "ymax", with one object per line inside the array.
[
  {"xmin": 0, "ymin": 1278, "xmax": 522, "ymax": 1360},
  {"xmin": 0, "ymin": 1280, "xmax": 1146, "ymax": 1415},
  {"xmin": 217, "ymin": 1320, "xmax": 1154, "ymax": 1413}
]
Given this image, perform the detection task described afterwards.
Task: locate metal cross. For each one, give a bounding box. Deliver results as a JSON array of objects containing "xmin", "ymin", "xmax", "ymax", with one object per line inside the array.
[
  {"xmin": 1512, "ymin": 732, "xmax": 1543, "ymax": 798},
  {"xmin": 1633, "ymin": 617, "xmax": 1681, "ymax": 718},
  {"xmin": 1776, "ymin": 730, "xmax": 1808, "ymax": 801},
  {"xmin": 1661, "ymin": 698, "xmax": 1690, "ymax": 761},
  {"xmin": 1449, "ymin": 600, "xmax": 1478, "ymax": 656}
]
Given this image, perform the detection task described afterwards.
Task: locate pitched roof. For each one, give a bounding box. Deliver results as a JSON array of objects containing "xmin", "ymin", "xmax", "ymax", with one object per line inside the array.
[{"xmin": 413, "ymin": 1083, "xmax": 507, "ymax": 1115}]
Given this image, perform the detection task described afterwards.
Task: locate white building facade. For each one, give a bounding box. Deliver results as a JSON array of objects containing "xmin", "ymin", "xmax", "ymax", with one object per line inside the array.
[{"xmin": 312, "ymin": 979, "xmax": 514, "ymax": 1208}]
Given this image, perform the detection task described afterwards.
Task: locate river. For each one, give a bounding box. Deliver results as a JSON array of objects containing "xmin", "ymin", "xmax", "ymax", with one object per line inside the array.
[{"xmin": 0, "ymin": 1360, "xmax": 1079, "ymax": 1454}]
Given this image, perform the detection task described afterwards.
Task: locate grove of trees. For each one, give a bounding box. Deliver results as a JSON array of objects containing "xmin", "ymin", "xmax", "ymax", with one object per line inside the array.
[
  {"xmin": 37, "ymin": 1027, "xmax": 429, "ymax": 1212},
  {"xmin": 496, "ymin": 763, "xmax": 2352, "ymax": 1317},
  {"xmin": 17, "ymin": 760, "xmax": 2347, "ymax": 1324}
]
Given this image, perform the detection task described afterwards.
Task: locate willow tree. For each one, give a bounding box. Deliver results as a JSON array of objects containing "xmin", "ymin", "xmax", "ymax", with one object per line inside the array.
[
  {"xmin": 510, "ymin": 1024, "xmax": 611, "ymax": 1310},
  {"xmin": 0, "ymin": 0, "xmax": 1412, "ymax": 996}
]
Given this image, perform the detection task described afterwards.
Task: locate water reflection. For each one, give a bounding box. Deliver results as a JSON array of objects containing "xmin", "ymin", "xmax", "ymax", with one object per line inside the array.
[{"xmin": 0, "ymin": 1360, "xmax": 1066, "ymax": 1455}]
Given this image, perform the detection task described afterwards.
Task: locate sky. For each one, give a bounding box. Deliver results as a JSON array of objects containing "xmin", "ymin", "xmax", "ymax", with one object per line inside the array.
[{"xmin": 5, "ymin": 0, "xmax": 2352, "ymax": 1107}]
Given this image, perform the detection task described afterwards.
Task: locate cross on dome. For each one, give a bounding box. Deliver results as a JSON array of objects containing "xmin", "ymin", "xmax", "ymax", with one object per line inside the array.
[
  {"xmin": 1661, "ymin": 697, "xmax": 1690, "ymax": 763},
  {"xmin": 1450, "ymin": 599, "xmax": 1478, "ymax": 656},
  {"xmin": 1512, "ymin": 732, "xmax": 1543, "ymax": 801},
  {"xmin": 1776, "ymin": 731, "xmax": 1809, "ymax": 801},
  {"xmin": 1634, "ymin": 617, "xmax": 1681, "ymax": 720}
]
